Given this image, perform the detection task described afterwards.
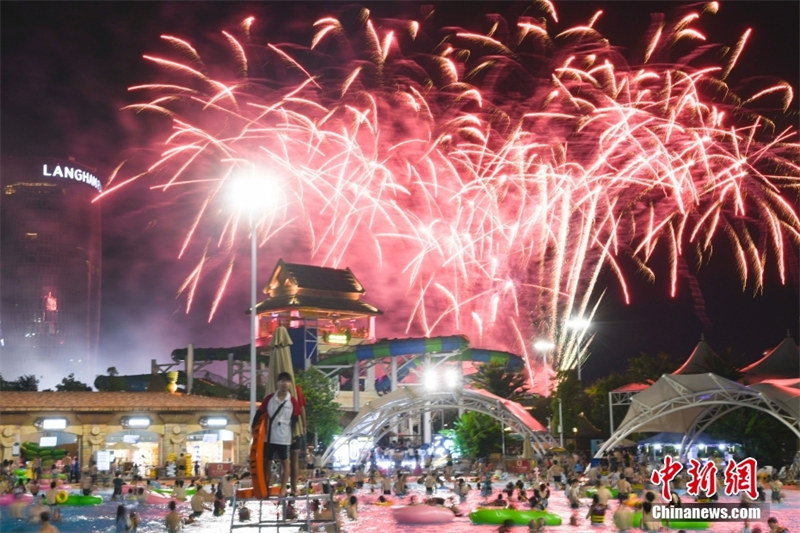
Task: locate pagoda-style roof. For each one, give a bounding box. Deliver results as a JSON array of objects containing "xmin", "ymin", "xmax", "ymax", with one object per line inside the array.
[{"xmin": 252, "ymin": 259, "xmax": 382, "ymax": 318}]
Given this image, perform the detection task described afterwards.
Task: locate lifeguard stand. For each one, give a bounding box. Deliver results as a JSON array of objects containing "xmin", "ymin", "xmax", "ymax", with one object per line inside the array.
[{"xmin": 253, "ymin": 259, "xmax": 382, "ymax": 370}]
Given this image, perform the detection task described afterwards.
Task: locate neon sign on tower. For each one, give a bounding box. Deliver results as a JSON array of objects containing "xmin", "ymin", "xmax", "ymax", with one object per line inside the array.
[
  {"xmin": 0, "ymin": 156, "xmax": 103, "ymax": 385},
  {"xmin": 41, "ymin": 163, "xmax": 103, "ymax": 192}
]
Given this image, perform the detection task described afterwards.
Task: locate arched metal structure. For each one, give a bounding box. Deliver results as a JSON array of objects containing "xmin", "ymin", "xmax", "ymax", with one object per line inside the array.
[
  {"xmin": 596, "ymin": 374, "xmax": 800, "ymax": 459},
  {"xmin": 320, "ymin": 386, "xmax": 556, "ymax": 466}
]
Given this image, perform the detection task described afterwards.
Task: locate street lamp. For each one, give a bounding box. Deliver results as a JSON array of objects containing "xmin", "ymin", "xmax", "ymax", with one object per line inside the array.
[
  {"xmin": 249, "ymin": 225, "xmax": 257, "ymax": 424},
  {"xmin": 228, "ymin": 168, "xmax": 276, "ymax": 425},
  {"xmin": 566, "ymin": 316, "xmax": 591, "ymax": 381}
]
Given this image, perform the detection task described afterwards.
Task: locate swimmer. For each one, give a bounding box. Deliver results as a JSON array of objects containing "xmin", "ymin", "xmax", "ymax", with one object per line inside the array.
[
  {"xmin": 498, "ymin": 518, "xmax": 514, "ymax": 533},
  {"xmin": 165, "ymin": 500, "xmax": 183, "ymax": 533},
  {"xmin": 346, "ymin": 495, "xmax": 358, "ymax": 520},
  {"xmin": 39, "ymin": 511, "xmax": 59, "ymax": 533}
]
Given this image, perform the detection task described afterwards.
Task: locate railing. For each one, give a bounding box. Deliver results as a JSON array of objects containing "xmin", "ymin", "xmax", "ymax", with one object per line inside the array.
[
  {"xmin": 229, "ymin": 477, "xmax": 339, "ymax": 532},
  {"xmin": 195, "ymin": 369, "xmax": 239, "ymax": 390}
]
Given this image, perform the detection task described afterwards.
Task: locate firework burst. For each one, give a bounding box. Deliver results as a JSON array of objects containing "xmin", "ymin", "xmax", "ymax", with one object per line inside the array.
[{"xmin": 100, "ymin": 2, "xmax": 800, "ymax": 391}]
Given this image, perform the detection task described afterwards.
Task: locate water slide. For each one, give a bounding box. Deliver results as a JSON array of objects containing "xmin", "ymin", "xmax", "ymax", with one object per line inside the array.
[
  {"xmin": 316, "ymin": 335, "xmax": 524, "ymax": 392},
  {"xmin": 168, "ymin": 334, "xmax": 524, "ymax": 393}
]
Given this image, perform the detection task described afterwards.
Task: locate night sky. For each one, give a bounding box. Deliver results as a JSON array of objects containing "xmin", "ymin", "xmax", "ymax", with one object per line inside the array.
[{"xmin": 1, "ymin": 1, "xmax": 798, "ymax": 388}]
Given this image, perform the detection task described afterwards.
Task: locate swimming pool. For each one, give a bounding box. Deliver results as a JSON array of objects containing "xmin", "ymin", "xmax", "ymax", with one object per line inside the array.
[{"xmin": 1, "ymin": 480, "xmax": 797, "ymax": 533}]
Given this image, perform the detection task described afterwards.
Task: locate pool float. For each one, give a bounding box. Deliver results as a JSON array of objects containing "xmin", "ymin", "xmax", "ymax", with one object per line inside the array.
[
  {"xmin": 392, "ymin": 505, "xmax": 455, "ymax": 524},
  {"xmin": 55, "ymin": 490, "xmax": 69, "ymax": 504},
  {"xmin": 142, "ymin": 490, "xmax": 175, "ymax": 504},
  {"xmin": 249, "ymin": 414, "xmax": 269, "ymax": 498},
  {"xmin": 632, "ymin": 511, "xmax": 710, "ymax": 530},
  {"xmin": 152, "ymin": 486, "xmax": 198, "ymax": 497},
  {"xmin": 40, "ymin": 482, "xmax": 72, "ymax": 492},
  {"xmin": 64, "ymin": 494, "xmax": 103, "ymax": 506},
  {"xmin": 585, "ymin": 487, "xmax": 619, "ymax": 498},
  {"xmin": 0, "ymin": 493, "xmax": 33, "ymax": 506},
  {"xmin": 469, "ymin": 507, "xmax": 563, "ymax": 526}
]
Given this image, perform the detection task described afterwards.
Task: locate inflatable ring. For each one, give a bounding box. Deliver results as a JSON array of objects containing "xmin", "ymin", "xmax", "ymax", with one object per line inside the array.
[
  {"xmin": 55, "ymin": 490, "xmax": 69, "ymax": 505},
  {"xmin": 393, "ymin": 505, "xmax": 455, "ymax": 524},
  {"xmin": 469, "ymin": 508, "xmax": 562, "ymax": 526}
]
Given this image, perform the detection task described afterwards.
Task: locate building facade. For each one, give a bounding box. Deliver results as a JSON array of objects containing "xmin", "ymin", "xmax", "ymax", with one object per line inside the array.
[
  {"xmin": 0, "ymin": 391, "xmax": 251, "ymax": 476},
  {"xmin": 0, "ymin": 156, "xmax": 102, "ymax": 383}
]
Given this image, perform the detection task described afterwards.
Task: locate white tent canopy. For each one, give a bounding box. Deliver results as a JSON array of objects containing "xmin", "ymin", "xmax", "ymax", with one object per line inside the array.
[
  {"xmin": 320, "ymin": 386, "xmax": 556, "ymax": 466},
  {"xmin": 596, "ymin": 373, "xmax": 800, "ymax": 458},
  {"xmin": 740, "ymin": 336, "xmax": 800, "ymax": 383}
]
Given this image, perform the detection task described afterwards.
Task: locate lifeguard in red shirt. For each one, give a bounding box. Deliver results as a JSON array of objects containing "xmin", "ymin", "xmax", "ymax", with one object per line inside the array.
[{"xmin": 253, "ymin": 371, "xmax": 302, "ymax": 498}]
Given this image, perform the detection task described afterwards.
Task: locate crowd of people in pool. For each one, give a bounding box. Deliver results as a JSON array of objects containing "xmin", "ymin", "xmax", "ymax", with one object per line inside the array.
[{"xmin": 0, "ymin": 448, "xmax": 794, "ymax": 533}]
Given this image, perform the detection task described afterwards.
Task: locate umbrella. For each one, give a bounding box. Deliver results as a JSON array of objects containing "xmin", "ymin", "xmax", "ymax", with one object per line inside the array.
[
  {"xmin": 548, "ymin": 446, "xmax": 567, "ymax": 453},
  {"xmin": 265, "ymin": 326, "xmax": 305, "ymax": 439},
  {"xmin": 265, "ymin": 325, "xmax": 307, "ymax": 495},
  {"xmin": 521, "ymin": 433, "xmax": 534, "ymax": 460}
]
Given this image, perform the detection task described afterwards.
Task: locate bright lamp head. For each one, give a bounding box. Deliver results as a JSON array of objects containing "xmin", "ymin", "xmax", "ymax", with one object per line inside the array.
[
  {"xmin": 121, "ymin": 416, "xmax": 151, "ymax": 429},
  {"xmin": 34, "ymin": 418, "xmax": 67, "ymax": 431}
]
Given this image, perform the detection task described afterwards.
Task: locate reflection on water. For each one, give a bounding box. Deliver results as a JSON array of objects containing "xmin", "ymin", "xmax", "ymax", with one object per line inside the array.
[{"xmin": 1, "ymin": 480, "xmax": 797, "ymax": 533}]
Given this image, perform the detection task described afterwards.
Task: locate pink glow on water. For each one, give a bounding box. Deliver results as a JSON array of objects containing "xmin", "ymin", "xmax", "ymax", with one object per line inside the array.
[{"xmin": 1, "ymin": 480, "xmax": 798, "ymax": 532}]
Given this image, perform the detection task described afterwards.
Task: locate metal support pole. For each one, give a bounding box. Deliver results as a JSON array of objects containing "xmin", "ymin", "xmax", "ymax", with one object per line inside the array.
[
  {"xmin": 423, "ymin": 405, "xmax": 431, "ymax": 445},
  {"xmin": 249, "ymin": 224, "xmax": 257, "ymax": 425},
  {"xmin": 353, "ymin": 360, "xmax": 360, "ymax": 410},
  {"xmin": 186, "ymin": 344, "xmax": 194, "ymax": 394},
  {"xmin": 558, "ymin": 397, "xmax": 564, "ymax": 447},
  {"xmin": 608, "ymin": 391, "xmax": 615, "ymax": 435}
]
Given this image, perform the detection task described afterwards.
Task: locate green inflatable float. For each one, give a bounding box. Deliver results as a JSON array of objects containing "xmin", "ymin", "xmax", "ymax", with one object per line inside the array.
[
  {"xmin": 63, "ymin": 493, "xmax": 103, "ymax": 506},
  {"xmin": 470, "ymin": 508, "xmax": 562, "ymax": 526},
  {"xmin": 627, "ymin": 510, "xmax": 710, "ymax": 530},
  {"xmin": 585, "ymin": 486, "xmax": 619, "ymax": 498}
]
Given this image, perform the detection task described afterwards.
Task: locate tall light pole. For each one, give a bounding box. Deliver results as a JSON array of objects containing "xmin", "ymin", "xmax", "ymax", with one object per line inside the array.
[
  {"xmin": 566, "ymin": 317, "xmax": 591, "ymax": 381},
  {"xmin": 249, "ymin": 217, "xmax": 257, "ymax": 425},
  {"xmin": 228, "ymin": 168, "xmax": 276, "ymax": 425},
  {"xmin": 533, "ymin": 339, "xmax": 555, "ymax": 394}
]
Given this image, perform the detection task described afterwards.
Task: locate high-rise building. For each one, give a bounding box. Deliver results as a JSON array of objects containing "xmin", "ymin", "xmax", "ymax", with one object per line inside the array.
[{"xmin": 1, "ymin": 156, "xmax": 102, "ymax": 385}]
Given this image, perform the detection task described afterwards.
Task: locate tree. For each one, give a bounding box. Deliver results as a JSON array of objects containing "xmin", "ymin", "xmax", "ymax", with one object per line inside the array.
[
  {"xmin": 584, "ymin": 372, "xmax": 630, "ymax": 436},
  {"xmin": 707, "ymin": 408, "xmax": 795, "ymax": 467},
  {"xmin": 55, "ymin": 373, "xmax": 92, "ymax": 391},
  {"xmin": 0, "ymin": 374, "xmax": 39, "ymax": 391},
  {"xmin": 582, "ymin": 352, "xmax": 678, "ymax": 436},
  {"xmin": 626, "ymin": 352, "xmax": 677, "ymax": 383},
  {"xmin": 453, "ymin": 411, "xmax": 501, "ymax": 458},
  {"xmin": 467, "ymin": 361, "xmax": 530, "ymax": 403},
  {"xmin": 295, "ymin": 367, "xmax": 341, "ymax": 448},
  {"xmin": 94, "ymin": 367, "xmax": 127, "ymax": 391},
  {"xmin": 551, "ymin": 369, "xmax": 591, "ymax": 445}
]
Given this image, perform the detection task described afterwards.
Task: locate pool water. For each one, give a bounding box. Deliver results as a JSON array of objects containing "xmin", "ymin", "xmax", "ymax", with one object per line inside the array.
[{"xmin": 1, "ymin": 480, "xmax": 797, "ymax": 533}]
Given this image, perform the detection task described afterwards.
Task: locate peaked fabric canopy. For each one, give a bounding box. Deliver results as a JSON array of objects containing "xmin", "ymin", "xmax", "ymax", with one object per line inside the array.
[
  {"xmin": 596, "ymin": 373, "xmax": 800, "ymax": 458},
  {"xmin": 672, "ymin": 339, "xmax": 728, "ymax": 375},
  {"xmin": 739, "ymin": 336, "xmax": 800, "ymax": 383}
]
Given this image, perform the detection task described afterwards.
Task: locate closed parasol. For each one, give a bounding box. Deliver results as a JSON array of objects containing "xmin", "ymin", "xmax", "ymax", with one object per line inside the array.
[
  {"xmin": 522, "ymin": 433, "xmax": 535, "ymax": 460},
  {"xmin": 265, "ymin": 326, "xmax": 306, "ymax": 440},
  {"xmin": 264, "ymin": 325, "xmax": 307, "ymax": 495}
]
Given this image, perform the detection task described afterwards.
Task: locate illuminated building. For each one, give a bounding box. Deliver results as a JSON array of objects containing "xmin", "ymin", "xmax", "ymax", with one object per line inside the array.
[
  {"xmin": 256, "ymin": 259, "xmax": 382, "ymax": 367},
  {"xmin": 0, "ymin": 156, "xmax": 102, "ymax": 383}
]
